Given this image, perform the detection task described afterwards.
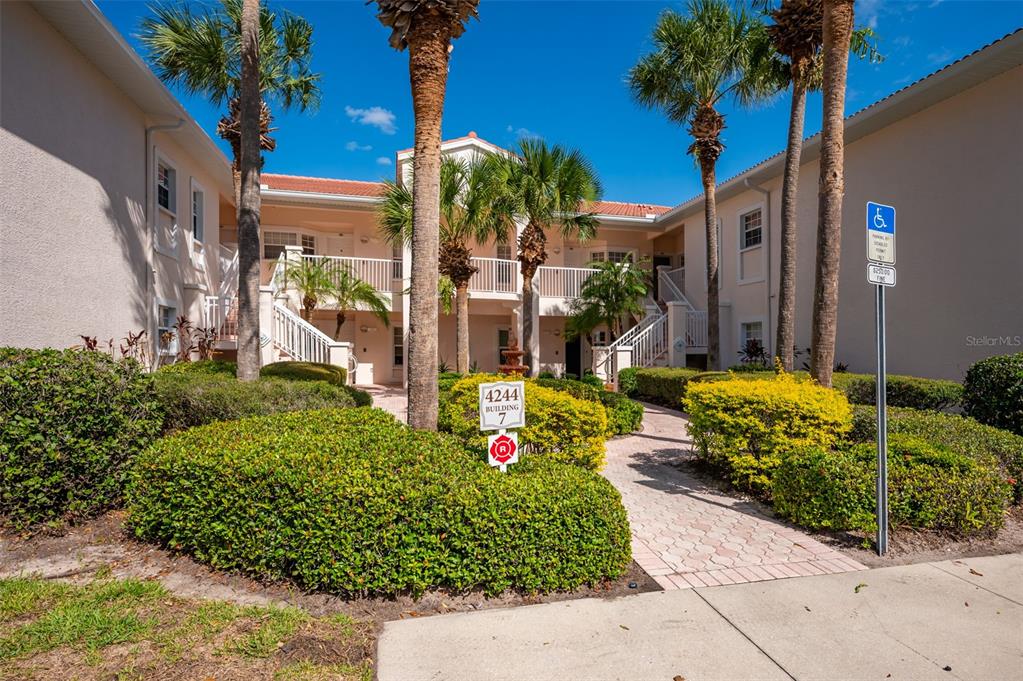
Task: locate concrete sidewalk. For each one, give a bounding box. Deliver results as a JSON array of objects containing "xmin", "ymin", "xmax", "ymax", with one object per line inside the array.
[{"xmin": 377, "ymin": 553, "xmax": 1023, "ymax": 681}]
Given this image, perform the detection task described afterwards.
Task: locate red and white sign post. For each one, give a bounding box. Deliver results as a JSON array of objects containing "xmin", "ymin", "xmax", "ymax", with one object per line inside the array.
[{"xmin": 479, "ymin": 381, "xmax": 525, "ymax": 472}]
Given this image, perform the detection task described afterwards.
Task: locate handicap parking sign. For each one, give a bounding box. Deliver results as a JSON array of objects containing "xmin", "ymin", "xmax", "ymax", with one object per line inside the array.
[{"xmin": 866, "ymin": 202, "xmax": 896, "ymax": 264}]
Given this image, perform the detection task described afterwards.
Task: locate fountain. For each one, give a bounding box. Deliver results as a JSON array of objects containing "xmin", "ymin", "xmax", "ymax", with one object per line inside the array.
[{"xmin": 498, "ymin": 334, "xmax": 527, "ymax": 376}]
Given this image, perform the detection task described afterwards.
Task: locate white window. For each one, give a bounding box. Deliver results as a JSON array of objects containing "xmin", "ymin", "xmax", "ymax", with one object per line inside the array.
[
  {"xmin": 191, "ymin": 186, "xmax": 204, "ymax": 241},
  {"xmin": 496, "ymin": 240, "xmax": 513, "ymax": 261},
  {"xmin": 391, "ymin": 244, "xmax": 403, "ymax": 279},
  {"xmin": 157, "ymin": 304, "xmax": 178, "ymax": 355},
  {"xmin": 498, "ymin": 328, "xmax": 510, "ymax": 366},
  {"xmin": 740, "ymin": 321, "xmax": 763, "ymax": 345},
  {"xmin": 263, "ymin": 231, "xmax": 295, "ymax": 259},
  {"xmin": 393, "ymin": 326, "xmax": 404, "ymax": 367},
  {"xmin": 591, "ymin": 249, "xmax": 634, "ymax": 264},
  {"xmin": 740, "ymin": 209, "xmax": 762, "ymax": 250},
  {"xmin": 301, "ymin": 234, "xmax": 315, "ymax": 255},
  {"xmin": 157, "ymin": 161, "xmax": 176, "ymax": 213},
  {"xmin": 593, "ymin": 330, "xmax": 609, "ymax": 346}
]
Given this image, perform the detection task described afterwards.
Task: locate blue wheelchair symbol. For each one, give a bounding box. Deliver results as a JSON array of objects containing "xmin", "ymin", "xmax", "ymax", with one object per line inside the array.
[{"xmin": 867, "ymin": 202, "xmax": 895, "ymax": 235}]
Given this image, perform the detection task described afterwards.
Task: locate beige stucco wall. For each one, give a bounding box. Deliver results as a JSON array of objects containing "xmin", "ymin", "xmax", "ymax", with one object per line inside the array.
[
  {"xmin": 0, "ymin": 2, "xmax": 228, "ymax": 353},
  {"xmin": 681, "ymin": 65, "xmax": 1023, "ymax": 379}
]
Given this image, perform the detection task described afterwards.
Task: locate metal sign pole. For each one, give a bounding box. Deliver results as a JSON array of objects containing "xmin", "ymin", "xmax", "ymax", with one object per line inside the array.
[{"xmin": 875, "ymin": 283, "xmax": 888, "ymax": 556}]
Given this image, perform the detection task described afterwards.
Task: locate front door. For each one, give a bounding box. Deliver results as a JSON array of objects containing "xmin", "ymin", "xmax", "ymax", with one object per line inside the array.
[
  {"xmin": 564, "ymin": 336, "xmax": 581, "ymax": 378},
  {"xmin": 652, "ymin": 255, "xmax": 672, "ymax": 300}
]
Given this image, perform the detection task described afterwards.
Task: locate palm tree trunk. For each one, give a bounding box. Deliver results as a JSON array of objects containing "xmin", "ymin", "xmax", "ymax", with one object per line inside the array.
[
  {"xmin": 811, "ymin": 0, "xmax": 855, "ymax": 388},
  {"xmin": 700, "ymin": 156, "xmax": 721, "ymax": 371},
  {"xmin": 405, "ymin": 13, "xmax": 451, "ymax": 430},
  {"xmin": 776, "ymin": 78, "xmax": 807, "ymax": 372},
  {"xmin": 455, "ymin": 283, "xmax": 470, "ymax": 373},
  {"xmin": 520, "ymin": 264, "xmax": 537, "ymax": 373},
  {"xmin": 235, "ymin": 0, "xmax": 261, "ymax": 382},
  {"xmin": 334, "ymin": 311, "xmax": 347, "ymax": 341}
]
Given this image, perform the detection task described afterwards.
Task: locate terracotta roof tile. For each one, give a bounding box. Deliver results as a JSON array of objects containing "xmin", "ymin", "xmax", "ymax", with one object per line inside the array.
[
  {"xmin": 586, "ymin": 200, "xmax": 672, "ymax": 218},
  {"xmin": 262, "ymin": 173, "xmax": 386, "ymax": 197}
]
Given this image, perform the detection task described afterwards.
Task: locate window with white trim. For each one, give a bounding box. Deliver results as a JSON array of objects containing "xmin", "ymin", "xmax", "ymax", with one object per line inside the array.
[
  {"xmin": 393, "ymin": 326, "xmax": 404, "ymax": 367},
  {"xmin": 591, "ymin": 249, "xmax": 634, "ymax": 264},
  {"xmin": 496, "ymin": 240, "xmax": 513, "ymax": 261},
  {"xmin": 263, "ymin": 231, "xmax": 315, "ymax": 259},
  {"xmin": 391, "ymin": 244, "xmax": 403, "ymax": 279},
  {"xmin": 157, "ymin": 304, "xmax": 178, "ymax": 355},
  {"xmin": 498, "ymin": 328, "xmax": 510, "ymax": 366},
  {"xmin": 191, "ymin": 187, "xmax": 204, "ymax": 241},
  {"xmin": 740, "ymin": 321, "xmax": 763, "ymax": 346},
  {"xmin": 740, "ymin": 209, "xmax": 762, "ymax": 250},
  {"xmin": 157, "ymin": 162, "xmax": 176, "ymax": 213}
]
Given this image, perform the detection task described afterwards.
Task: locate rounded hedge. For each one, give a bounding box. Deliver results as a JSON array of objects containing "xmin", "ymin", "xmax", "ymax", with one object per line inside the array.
[
  {"xmin": 850, "ymin": 405, "xmax": 1023, "ymax": 504},
  {"xmin": 1, "ymin": 348, "xmax": 162, "ymax": 529},
  {"xmin": 440, "ymin": 374, "xmax": 608, "ymax": 470},
  {"xmin": 127, "ymin": 408, "xmax": 631, "ymax": 596},
  {"xmin": 260, "ymin": 361, "xmax": 347, "ymax": 386},
  {"xmin": 774, "ymin": 434, "xmax": 1009, "ymax": 535},
  {"xmin": 157, "ymin": 359, "xmax": 236, "ymax": 377},
  {"xmin": 962, "ymin": 352, "xmax": 1023, "ymax": 436},
  {"xmin": 838, "ymin": 374, "xmax": 962, "ymax": 411},
  {"xmin": 534, "ymin": 378, "xmax": 644, "ymax": 436},
  {"xmin": 153, "ymin": 371, "xmax": 355, "ymax": 431}
]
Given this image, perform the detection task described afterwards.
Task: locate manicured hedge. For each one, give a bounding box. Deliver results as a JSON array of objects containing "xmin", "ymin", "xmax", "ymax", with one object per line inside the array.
[
  {"xmin": 534, "ymin": 377, "xmax": 603, "ymax": 402},
  {"xmin": 260, "ymin": 361, "xmax": 347, "ymax": 386},
  {"xmin": 851, "ymin": 405, "xmax": 1023, "ymax": 504},
  {"xmin": 962, "ymin": 352, "xmax": 1023, "ymax": 436},
  {"xmin": 440, "ymin": 374, "xmax": 608, "ymax": 470},
  {"xmin": 629, "ymin": 368, "xmax": 703, "ymax": 408},
  {"xmin": 127, "ymin": 408, "xmax": 631, "ymax": 596},
  {"xmin": 0, "ymin": 349, "xmax": 162, "ymax": 529},
  {"xmin": 617, "ymin": 367, "xmax": 639, "ymax": 398},
  {"xmin": 535, "ymin": 378, "xmax": 643, "ymax": 436},
  {"xmin": 158, "ymin": 359, "xmax": 236, "ymax": 377},
  {"xmin": 774, "ymin": 434, "xmax": 1009, "ymax": 535},
  {"xmin": 837, "ymin": 373, "xmax": 962, "ymax": 411},
  {"xmin": 153, "ymin": 372, "xmax": 355, "ymax": 431},
  {"xmin": 684, "ymin": 374, "xmax": 852, "ymax": 496}
]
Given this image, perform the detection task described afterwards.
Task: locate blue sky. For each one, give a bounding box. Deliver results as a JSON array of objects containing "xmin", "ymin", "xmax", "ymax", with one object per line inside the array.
[{"xmin": 98, "ymin": 0, "xmax": 1022, "ymax": 206}]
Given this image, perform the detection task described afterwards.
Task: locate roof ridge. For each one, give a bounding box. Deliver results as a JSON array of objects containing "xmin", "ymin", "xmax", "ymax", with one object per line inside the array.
[{"xmin": 262, "ymin": 173, "xmax": 386, "ymax": 185}]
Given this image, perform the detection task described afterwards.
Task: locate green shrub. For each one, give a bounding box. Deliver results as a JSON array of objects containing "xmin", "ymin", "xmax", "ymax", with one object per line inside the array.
[
  {"xmin": 851, "ymin": 405, "xmax": 1023, "ymax": 504},
  {"xmin": 963, "ymin": 352, "xmax": 1023, "ymax": 436},
  {"xmin": 534, "ymin": 377, "xmax": 603, "ymax": 402},
  {"xmin": 600, "ymin": 392, "xmax": 644, "ymax": 435},
  {"xmin": 260, "ymin": 361, "xmax": 347, "ymax": 386},
  {"xmin": 157, "ymin": 359, "xmax": 237, "ymax": 377},
  {"xmin": 727, "ymin": 364, "xmax": 774, "ymax": 373},
  {"xmin": 440, "ymin": 374, "xmax": 608, "ymax": 470},
  {"xmin": 839, "ymin": 374, "xmax": 962, "ymax": 411},
  {"xmin": 630, "ymin": 368, "xmax": 703, "ymax": 407},
  {"xmin": 344, "ymin": 385, "xmax": 373, "ymax": 407},
  {"xmin": 684, "ymin": 374, "xmax": 852, "ymax": 496},
  {"xmin": 127, "ymin": 408, "xmax": 630, "ymax": 596},
  {"xmin": 0, "ymin": 349, "xmax": 162, "ymax": 529},
  {"xmin": 438, "ymin": 372, "xmax": 464, "ymax": 393},
  {"xmin": 153, "ymin": 373, "xmax": 354, "ymax": 431},
  {"xmin": 617, "ymin": 367, "xmax": 639, "ymax": 397},
  {"xmin": 775, "ymin": 434, "xmax": 1009, "ymax": 535}
]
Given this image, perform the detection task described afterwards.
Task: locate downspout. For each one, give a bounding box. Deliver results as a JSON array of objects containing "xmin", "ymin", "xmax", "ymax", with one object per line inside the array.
[
  {"xmin": 144, "ymin": 119, "xmax": 185, "ymax": 366},
  {"xmin": 744, "ymin": 178, "xmax": 772, "ymax": 359}
]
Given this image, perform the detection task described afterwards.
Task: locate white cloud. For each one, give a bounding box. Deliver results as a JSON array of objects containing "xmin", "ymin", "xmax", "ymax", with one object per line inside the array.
[
  {"xmin": 506, "ymin": 124, "xmax": 540, "ymax": 139},
  {"xmin": 927, "ymin": 48, "xmax": 953, "ymax": 64},
  {"xmin": 857, "ymin": 0, "xmax": 882, "ymax": 29},
  {"xmin": 345, "ymin": 105, "xmax": 397, "ymax": 135},
  {"xmin": 376, "ymin": 156, "xmax": 392, "ymax": 166},
  {"xmin": 345, "ymin": 141, "xmax": 372, "ymax": 152}
]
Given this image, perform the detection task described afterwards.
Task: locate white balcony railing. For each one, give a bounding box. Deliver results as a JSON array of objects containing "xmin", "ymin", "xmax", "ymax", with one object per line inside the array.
[
  {"xmin": 305, "ymin": 255, "xmax": 394, "ymax": 292},
  {"xmin": 469, "ymin": 257, "xmax": 517, "ymax": 294},
  {"xmin": 537, "ymin": 266, "xmax": 598, "ymax": 299}
]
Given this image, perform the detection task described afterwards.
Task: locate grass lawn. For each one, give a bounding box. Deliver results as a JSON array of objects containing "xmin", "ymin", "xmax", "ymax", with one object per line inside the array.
[{"xmin": 0, "ymin": 575, "xmax": 374, "ymax": 680}]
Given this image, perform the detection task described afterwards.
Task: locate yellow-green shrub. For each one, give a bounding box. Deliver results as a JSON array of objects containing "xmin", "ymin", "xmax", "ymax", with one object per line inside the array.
[
  {"xmin": 683, "ymin": 374, "xmax": 853, "ymax": 495},
  {"xmin": 440, "ymin": 374, "xmax": 608, "ymax": 470}
]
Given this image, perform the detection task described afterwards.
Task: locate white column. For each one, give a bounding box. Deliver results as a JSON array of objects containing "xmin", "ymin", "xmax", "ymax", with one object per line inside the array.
[
  {"xmin": 282, "ymin": 244, "xmax": 304, "ymax": 313},
  {"xmin": 667, "ymin": 300, "xmax": 687, "ymax": 368},
  {"xmin": 258, "ymin": 285, "xmax": 274, "ymax": 368},
  {"xmin": 614, "ymin": 345, "xmax": 633, "ymax": 386},
  {"xmin": 327, "ymin": 341, "xmax": 352, "ymax": 383},
  {"xmin": 592, "ymin": 346, "xmax": 611, "ymax": 382}
]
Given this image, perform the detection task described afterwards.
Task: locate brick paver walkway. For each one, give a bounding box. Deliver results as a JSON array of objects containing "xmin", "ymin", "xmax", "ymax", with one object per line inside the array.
[{"xmin": 604, "ymin": 402, "xmax": 867, "ymax": 590}]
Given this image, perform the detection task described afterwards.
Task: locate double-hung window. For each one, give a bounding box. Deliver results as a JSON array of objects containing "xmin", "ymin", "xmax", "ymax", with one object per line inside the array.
[
  {"xmin": 191, "ymin": 187, "xmax": 204, "ymax": 241},
  {"xmin": 393, "ymin": 326, "xmax": 404, "ymax": 367},
  {"xmin": 741, "ymin": 209, "xmax": 762, "ymax": 250},
  {"xmin": 157, "ymin": 162, "xmax": 176, "ymax": 213},
  {"xmin": 157, "ymin": 304, "xmax": 178, "ymax": 355}
]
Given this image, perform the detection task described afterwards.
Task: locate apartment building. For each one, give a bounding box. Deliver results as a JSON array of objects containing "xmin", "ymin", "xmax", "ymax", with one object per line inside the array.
[{"xmin": 2, "ymin": 0, "xmax": 1019, "ymax": 384}]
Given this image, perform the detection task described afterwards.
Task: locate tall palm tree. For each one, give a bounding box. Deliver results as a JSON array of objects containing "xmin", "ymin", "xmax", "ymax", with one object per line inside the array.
[
  {"xmin": 141, "ymin": 0, "xmax": 320, "ymax": 381},
  {"xmin": 630, "ymin": 0, "xmax": 778, "ymax": 371},
  {"xmin": 379, "ymin": 155, "xmax": 510, "ymax": 374},
  {"xmin": 760, "ymin": 0, "xmax": 880, "ymax": 372},
  {"xmin": 566, "ymin": 259, "xmax": 651, "ymax": 342},
  {"xmin": 810, "ymin": 0, "xmax": 856, "ymax": 387},
  {"xmin": 328, "ymin": 269, "xmax": 391, "ymax": 341},
  {"xmin": 371, "ymin": 0, "xmax": 479, "ymax": 431},
  {"xmin": 498, "ymin": 139, "xmax": 602, "ymax": 374}
]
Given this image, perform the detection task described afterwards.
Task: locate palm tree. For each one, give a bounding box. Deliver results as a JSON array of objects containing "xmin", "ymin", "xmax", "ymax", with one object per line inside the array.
[
  {"xmin": 371, "ymin": 0, "xmax": 479, "ymax": 431},
  {"xmin": 810, "ymin": 0, "xmax": 856, "ymax": 387},
  {"xmin": 760, "ymin": 0, "xmax": 880, "ymax": 372},
  {"xmin": 566, "ymin": 259, "xmax": 650, "ymax": 342},
  {"xmin": 498, "ymin": 139, "xmax": 602, "ymax": 374},
  {"xmin": 327, "ymin": 268, "xmax": 391, "ymax": 341},
  {"xmin": 278, "ymin": 257, "xmax": 334, "ymax": 320},
  {"xmin": 379, "ymin": 155, "xmax": 510, "ymax": 374},
  {"xmin": 630, "ymin": 0, "xmax": 778, "ymax": 371},
  {"xmin": 141, "ymin": 0, "xmax": 320, "ymax": 382}
]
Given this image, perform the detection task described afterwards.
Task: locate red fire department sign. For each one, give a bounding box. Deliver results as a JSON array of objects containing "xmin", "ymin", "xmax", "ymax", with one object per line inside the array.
[{"xmin": 487, "ymin": 431, "xmax": 519, "ymax": 468}]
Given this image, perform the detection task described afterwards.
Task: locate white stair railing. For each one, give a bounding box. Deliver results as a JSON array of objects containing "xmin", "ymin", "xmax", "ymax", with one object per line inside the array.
[
  {"xmin": 630, "ymin": 313, "xmax": 669, "ymax": 369},
  {"xmin": 592, "ymin": 311, "xmax": 664, "ymax": 377},
  {"xmin": 686, "ymin": 310, "xmax": 709, "ymax": 348},
  {"xmin": 272, "ymin": 302, "xmax": 333, "ymax": 364},
  {"xmin": 658, "ymin": 266, "xmax": 694, "ymax": 309}
]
